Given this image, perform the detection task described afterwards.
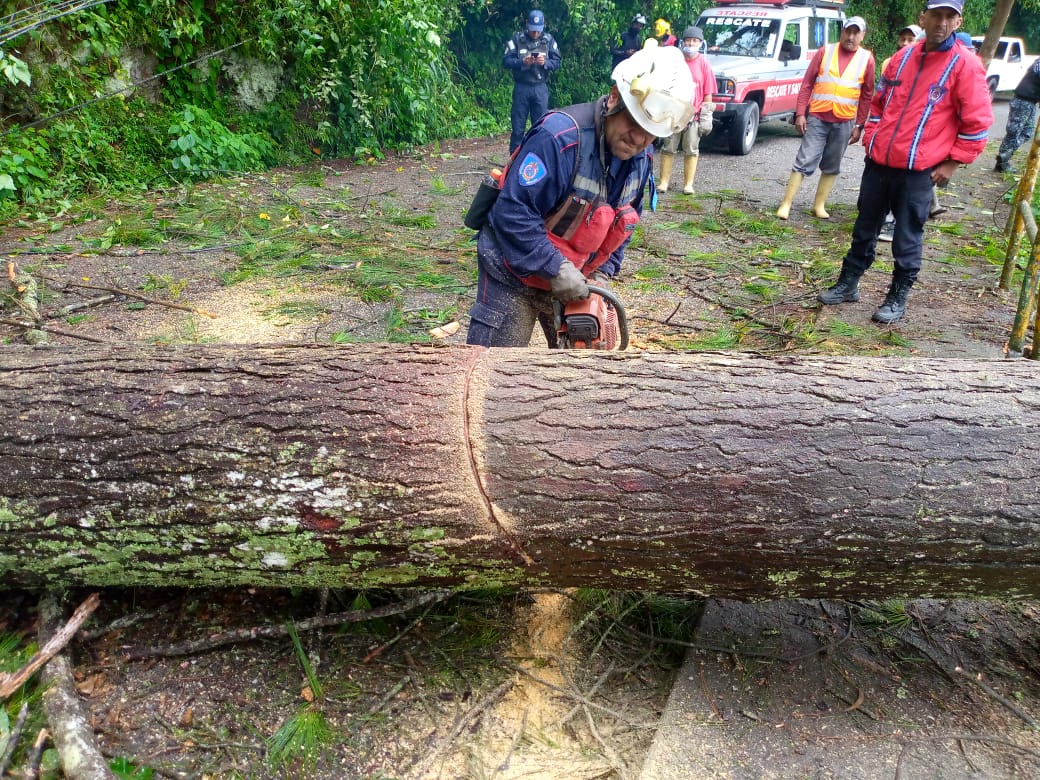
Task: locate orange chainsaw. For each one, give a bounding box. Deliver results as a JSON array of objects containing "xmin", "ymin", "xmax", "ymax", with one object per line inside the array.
[{"xmin": 554, "ymin": 285, "xmax": 629, "ymax": 350}]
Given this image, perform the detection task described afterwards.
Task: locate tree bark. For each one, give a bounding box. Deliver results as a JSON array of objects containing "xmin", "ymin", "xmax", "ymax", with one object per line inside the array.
[
  {"xmin": 978, "ymin": 0, "xmax": 1015, "ymax": 69},
  {"xmin": 2, "ymin": 344, "xmax": 1039, "ymax": 598}
]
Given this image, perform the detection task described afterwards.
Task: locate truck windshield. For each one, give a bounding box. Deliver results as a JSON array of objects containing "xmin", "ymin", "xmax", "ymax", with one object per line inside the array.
[{"xmin": 700, "ymin": 17, "xmax": 780, "ymax": 57}]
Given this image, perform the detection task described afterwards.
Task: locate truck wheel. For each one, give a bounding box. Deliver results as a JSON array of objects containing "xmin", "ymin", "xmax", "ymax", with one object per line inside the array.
[
  {"xmin": 987, "ymin": 76, "xmax": 998, "ymax": 98},
  {"xmin": 728, "ymin": 102, "xmax": 759, "ymax": 155}
]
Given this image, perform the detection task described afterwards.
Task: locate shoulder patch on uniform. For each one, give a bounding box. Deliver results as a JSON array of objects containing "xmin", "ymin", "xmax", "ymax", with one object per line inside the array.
[{"xmin": 518, "ymin": 153, "xmax": 548, "ymax": 186}]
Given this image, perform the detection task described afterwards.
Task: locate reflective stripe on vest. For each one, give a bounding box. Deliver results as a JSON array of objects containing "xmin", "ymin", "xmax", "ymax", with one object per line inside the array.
[{"xmin": 809, "ymin": 44, "xmax": 870, "ymax": 120}]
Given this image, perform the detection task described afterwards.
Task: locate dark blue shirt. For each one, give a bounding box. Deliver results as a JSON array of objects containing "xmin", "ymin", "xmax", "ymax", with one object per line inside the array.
[{"xmin": 487, "ymin": 104, "xmax": 650, "ymax": 280}]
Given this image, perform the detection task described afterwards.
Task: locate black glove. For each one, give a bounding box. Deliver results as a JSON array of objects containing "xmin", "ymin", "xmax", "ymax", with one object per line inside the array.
[{"xmin": 550, "ymin": 259, "xmax": 589, "ymax": 302}]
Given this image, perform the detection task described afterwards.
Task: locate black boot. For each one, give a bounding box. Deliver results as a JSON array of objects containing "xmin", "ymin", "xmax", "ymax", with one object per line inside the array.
[
  {"xmin": 818, "ymin": 263, "xmax": 865, "ymax": 305},
  {"xmin": 872, "ymin": 273, "xmax": 914, "ymax": 324},
  {"xmin": 995, "ymin": 156, "xmax": 1016, "ymax": 174}
]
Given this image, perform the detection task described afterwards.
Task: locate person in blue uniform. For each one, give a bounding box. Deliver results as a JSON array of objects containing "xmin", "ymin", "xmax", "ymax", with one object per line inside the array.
[
  {"xmin": 504, "ymin": 10, "xmax": 562, "ymax": 154},
  {"xmin": 467, "ymin": 45, "xmax": 695, "ymax": 347}
]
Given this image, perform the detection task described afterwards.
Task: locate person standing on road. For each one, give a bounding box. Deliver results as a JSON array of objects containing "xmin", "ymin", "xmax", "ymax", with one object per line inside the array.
[
  {"xmin": 612, "ymin": 14, "xmax": 646, "ymax": 69},
  {"xmin": 817, "ymin": 0, "xmax": 992, "ymax": 325},
  {"xmin": 776, "ymin": 16, "xmax": 875, "ymax": 220},
  {"xmin": 504, "ymin": 9, "xmax": 562, "ymax": 155},
  {"xmin": 466, "ymin": 46, "xmax": 695, "ymax": 347},
  {"xmin": 658, "ymin": 27, "xmax": 715, "ymax": 195},
  {"xmin": 994, "ymin": 56, "xmax": 1040, "ymax": 173}
]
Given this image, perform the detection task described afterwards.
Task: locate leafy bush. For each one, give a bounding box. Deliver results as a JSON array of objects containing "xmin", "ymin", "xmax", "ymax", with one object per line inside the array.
[
  {"xmin": 0, "ymin": 131, "xmax": 52, "ymax": 203},
  {"xmin": 167, "ymin": 106, "xmax": 275, "ymax": 175}
]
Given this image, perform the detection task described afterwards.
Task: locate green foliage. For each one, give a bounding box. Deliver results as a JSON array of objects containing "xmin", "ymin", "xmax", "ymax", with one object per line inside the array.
[
  {"xmin": 0, "ymin": 50, "xmax": 31, "ymax": 86},
  {"xmin": 267, "ymin": 709, "xmax": 332, "ymax": 769},
  {"xmin": 0, "ymin": 131, "xmax": 51, "ymax": 202},
  {"xmin": 168, "ymin": 106, "xmax": 275, "ymax": 175},
  {"xmin": 267, "ymin": 622, "xmax": 332, "ymax": 770},
  {"xmin": 1, "ymin": 0, "xmax": 499, "ymax": 211},
  {"xmin": 109, "ymin": 757, "xmax": 155, "ymax": 779}
]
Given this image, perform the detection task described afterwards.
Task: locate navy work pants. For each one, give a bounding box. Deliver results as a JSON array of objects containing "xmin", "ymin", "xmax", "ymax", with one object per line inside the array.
[
  {"xmin": 510, "ymin": 82, "xmax": 550, "ymax": 154},
  {"xmin": 844, "ymin": 158, "xmax": 934, "ymax": 281},
  {"xmin": 466, "ymin": 229, "xmax": 557, "ymax": 347}
]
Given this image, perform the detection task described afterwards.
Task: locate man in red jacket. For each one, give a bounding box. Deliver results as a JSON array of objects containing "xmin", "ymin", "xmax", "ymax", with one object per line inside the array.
[{"xmin": 817, "ymin": 0, "xmax": 992, "ymax": 324}]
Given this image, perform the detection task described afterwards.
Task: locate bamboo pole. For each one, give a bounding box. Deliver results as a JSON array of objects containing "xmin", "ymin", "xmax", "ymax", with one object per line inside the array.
[{"xmin": 1000, "ymin": 114, "xmax": 1040, "ymax": 289}]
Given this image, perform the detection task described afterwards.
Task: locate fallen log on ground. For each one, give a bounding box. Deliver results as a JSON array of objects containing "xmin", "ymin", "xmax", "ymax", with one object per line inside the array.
[{"xmin": 1, "ymin": 344, "xmax": 1038, "ymax": 598}]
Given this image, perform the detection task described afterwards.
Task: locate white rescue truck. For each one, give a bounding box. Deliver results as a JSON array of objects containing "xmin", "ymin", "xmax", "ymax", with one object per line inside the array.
[
  {"xmin": 696, "ymin": 0, "xmax": 847, "ymax": 154},
  {"xmin": 971, "ymin": 36, "xmax": 1039, "ymax": 96}
]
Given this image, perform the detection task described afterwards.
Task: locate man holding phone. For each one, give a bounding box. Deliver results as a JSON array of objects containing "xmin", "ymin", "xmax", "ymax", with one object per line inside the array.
[{"xmin": 504, "ymin": 10, "xmax": 562, "ymax": 154}]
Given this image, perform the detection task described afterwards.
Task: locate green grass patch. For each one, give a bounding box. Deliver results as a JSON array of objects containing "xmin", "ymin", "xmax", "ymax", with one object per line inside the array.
[
  {"xmin": 384, "ymin": 208, "xmax": 436, "ymax": 228},
  {"xmin": 141, "ymin": 273, "xmax": 189, "ymax": 300},
  {"xmin": 80, "ymin": 214, "xmax": 167, "ymax": 249},
  {"xmin": 633, "ymin": 262, "xmax": 668, "ymax": 281},
  {"xmin": 720, "ymin": 207, "xmax": 777, "ymax": 236},
  {"xmin": 264, "ymin": 300, "xmax": 331, "ymax": 321},
  {"xmin": 741, "ymin": 279, "xmax": 781, "ymax": 302},
  {"xmin": 429, "ymin": 175, "xmax": 463, "ymax": 196},
  {"xmin": 290, "ymin": 168, "xmax": 327, "ymax": 188},
  {"xmin": 663, "ymin": 326, "xmax": 740, "ymax": 351},
  {"xmin": 677, "ymin": 220, "xmax": 705, "ymax": 237},
  {"xmin": 224, "ymin": 241, "xmax": 323, "ymax": 283},
  {"xmin": 934, "ymin": 222, "xmax": 966, "ymax": 238},
  {"xmin": 150, "ymin": 317, "xmax": 221, "ymax": 344},
  {"xmin": 754, "ymin": 245, "xmax": 803, "ymax": 264},
  {"xmin": 678, "ymin": 250, "xmax": 729, "ymax": 271},
  {"xmin": 810, "ymin": 318, "xmax": 912, "ymax": 355},
  {"xmin": 334, "ymin": 250, "xmax": 470, "ymax": 300}
]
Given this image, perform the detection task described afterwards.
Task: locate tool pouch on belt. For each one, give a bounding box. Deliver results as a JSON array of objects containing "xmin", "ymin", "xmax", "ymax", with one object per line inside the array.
[
  {"xmin": 584, "ymin": 205, "xmax": 640, "ymax": 276},
  {"xmin": 464, "ymin": 172, "xmax": 503, "ymax": 230},
  {"xmin": 544, "ymin": 197, "xmax": 614, "ymax": 271}
]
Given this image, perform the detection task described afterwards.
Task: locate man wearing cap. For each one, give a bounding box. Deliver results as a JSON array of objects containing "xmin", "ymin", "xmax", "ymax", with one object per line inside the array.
[
  {"xmin": 504, "ymin": 10, "xmax": 562, "ymax": 154},
  {"xmin": 467, "ymin": 46, "xmax": 695, "ymax": 347},
  {"xmin": 612, "ymin": 14, "xmax": 646, "ymax": 69},
  {"xmin": 776, "ymin": 16, "xmax": 875, "ymax": 220},
  {"xmin": 658, "ymin": 27, "xmax": 715, "ymax": 195},
  {"xmin": 882, "ymin": 24, "xmax": 924, "ymax": 71},
  {"xmin": 818, "ymin": 0, "xmax": 992, "ymax": 324}
]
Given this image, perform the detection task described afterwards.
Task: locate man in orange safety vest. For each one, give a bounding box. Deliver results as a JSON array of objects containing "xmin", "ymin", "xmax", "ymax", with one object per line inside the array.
[{"xmin": 776, "ymin": 16, "xmax": 875, "ymax": 220}]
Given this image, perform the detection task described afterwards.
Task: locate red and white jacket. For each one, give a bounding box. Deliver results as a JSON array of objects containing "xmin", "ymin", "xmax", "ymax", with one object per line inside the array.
[{"xmin": 863, "ymin": 34, "xmax": 992, "ymax": 171}]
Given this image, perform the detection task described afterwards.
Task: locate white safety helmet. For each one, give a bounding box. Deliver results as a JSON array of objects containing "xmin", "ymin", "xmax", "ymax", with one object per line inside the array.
[{"xmin": 611, "ymin": 44, "xmax": 696, "ymax": 137}]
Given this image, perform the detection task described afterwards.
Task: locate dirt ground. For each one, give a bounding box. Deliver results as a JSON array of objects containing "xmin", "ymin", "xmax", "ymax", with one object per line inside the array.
[{"xmin": 3, "ymin": 99, "xmax": 1040, "ymax": 779}]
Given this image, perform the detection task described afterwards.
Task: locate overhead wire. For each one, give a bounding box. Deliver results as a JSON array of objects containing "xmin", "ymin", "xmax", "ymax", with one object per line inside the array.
[
  {"xmin": 0, "ymin": 38, "xmax": 252, "ymax": 137},
  {"xmin": 0, "ymin": 0, "xmax": 114, "ymax": 47}
]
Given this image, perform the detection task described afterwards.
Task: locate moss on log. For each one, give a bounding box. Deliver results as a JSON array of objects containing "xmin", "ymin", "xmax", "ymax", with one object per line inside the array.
[{"xmin": 2, "ymin": 344, "xmax": 1039, "ymax": 598}]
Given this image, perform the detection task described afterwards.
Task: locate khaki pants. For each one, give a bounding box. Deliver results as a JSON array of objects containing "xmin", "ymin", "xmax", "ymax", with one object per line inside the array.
[{"xmin": 662, "ymin": 111, "xmax": 713, "ymax": 156}]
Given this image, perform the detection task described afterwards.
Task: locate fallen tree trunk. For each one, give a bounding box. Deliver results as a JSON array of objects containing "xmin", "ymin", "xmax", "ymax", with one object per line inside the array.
[{"xmin": 2, "ymin": 344, "xmax": 1039, "ymax": 598}]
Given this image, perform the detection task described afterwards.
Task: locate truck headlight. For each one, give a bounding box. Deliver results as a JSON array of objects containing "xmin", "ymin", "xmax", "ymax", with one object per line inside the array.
[{"xmin": 715, "ymin": 78, "xmax": 736, "ymax": 96}]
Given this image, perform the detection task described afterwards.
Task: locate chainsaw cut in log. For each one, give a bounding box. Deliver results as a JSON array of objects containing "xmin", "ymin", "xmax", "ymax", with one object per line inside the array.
[{"xmin": 2, "ymin": 344, "xmax": 1039, "ymax": 598}]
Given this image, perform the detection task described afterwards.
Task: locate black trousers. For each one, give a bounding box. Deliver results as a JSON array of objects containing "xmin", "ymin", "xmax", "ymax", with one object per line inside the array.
[{"xmin": 844, "ymin": 158, "xmax": 935, "ymax": 282}]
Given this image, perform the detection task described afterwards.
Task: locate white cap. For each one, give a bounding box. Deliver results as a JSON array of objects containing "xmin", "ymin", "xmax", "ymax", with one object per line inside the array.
[
  {"xmin": 611, "ymin": 45, "xmax": 696, "ymax": 137},
  {"xmin": 843, "ymin": 16, "xmax": 866, "ymax": 32}
]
